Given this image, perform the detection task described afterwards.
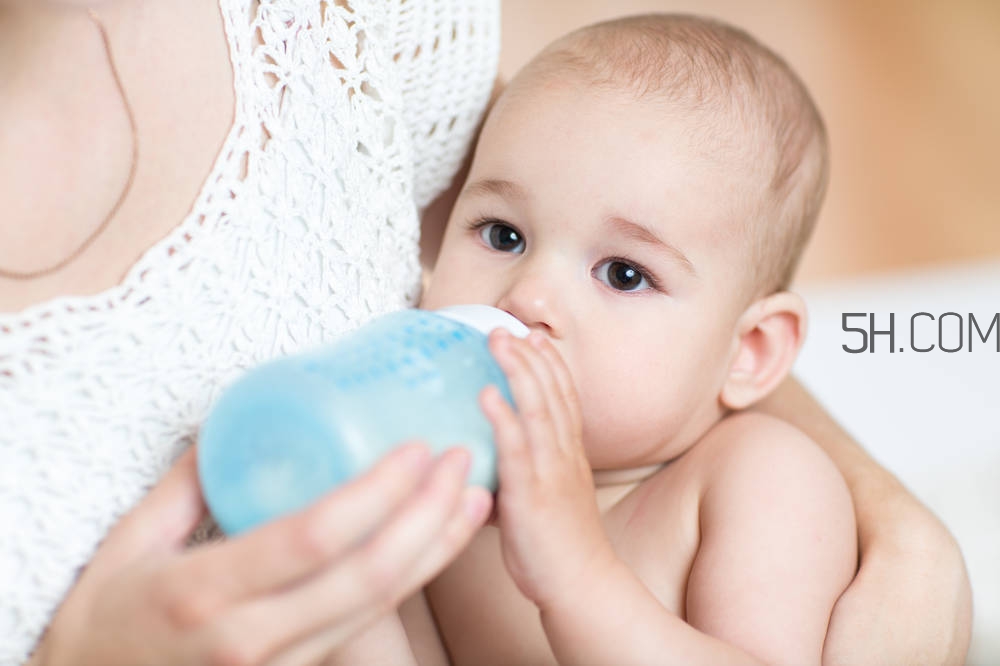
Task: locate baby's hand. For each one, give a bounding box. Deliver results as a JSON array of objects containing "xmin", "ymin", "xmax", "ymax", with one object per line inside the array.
[{"xmin": 480, "ymin": 330, "xmax": 617, "ymax": 609}]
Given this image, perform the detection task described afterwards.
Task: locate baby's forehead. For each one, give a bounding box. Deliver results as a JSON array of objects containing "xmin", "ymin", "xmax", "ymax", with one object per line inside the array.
[
  {"xmin": 524, "ymin": 18, "xmax": 764, "ymax": 116},
  {"xmin": 511, "ymin": 67, "xmax": 783, "ymax": 189},
  {"xmin": 484, "ymin": 76, "xmax": 775, "ymax": 238},
  {"xmin": 492, "ymin": 15, "xmax": 827, "ymax": 295},
  {"xmin": 523, "ymin": 17, "xmax": 819, "ymax": 179}
]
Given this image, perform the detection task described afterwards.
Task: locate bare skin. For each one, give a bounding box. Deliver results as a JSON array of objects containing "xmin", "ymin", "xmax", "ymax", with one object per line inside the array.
[
  {"xmin": 756, "ymin": 378, "xmax": 973, "ymax": 666},
  {"xmin": 0, "ymin": 0, "xmax": 232, "ymax": 310}
]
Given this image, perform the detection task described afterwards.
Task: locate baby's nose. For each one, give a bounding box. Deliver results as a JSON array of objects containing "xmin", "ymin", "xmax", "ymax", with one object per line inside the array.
[{"xmin": 496, "ymin": 275, "xmax": 562, "ymax": 339}]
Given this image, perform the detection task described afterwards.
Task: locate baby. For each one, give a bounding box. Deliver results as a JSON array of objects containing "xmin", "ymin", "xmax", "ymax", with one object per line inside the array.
[{"xmin": 412, "ymin": 13, "xmax": 855, "ymax": 666}]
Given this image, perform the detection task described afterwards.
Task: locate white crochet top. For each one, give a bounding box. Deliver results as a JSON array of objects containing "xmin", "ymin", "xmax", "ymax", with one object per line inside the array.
[{"xmin": 0, "ymin": 0, "xmax": 499, "ymax": 662}]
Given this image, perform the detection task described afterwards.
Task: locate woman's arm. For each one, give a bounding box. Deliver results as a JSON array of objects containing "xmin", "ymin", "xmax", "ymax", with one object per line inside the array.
[{"xmin": 753, "ymin": 376, "xmax": 972, "ymax": 666}]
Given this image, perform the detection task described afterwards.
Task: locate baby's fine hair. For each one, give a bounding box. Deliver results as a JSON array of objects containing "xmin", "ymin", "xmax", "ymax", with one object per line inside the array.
[{"xmin": 526, "ymin": 13, "xmax": 829, "ymax": 295}]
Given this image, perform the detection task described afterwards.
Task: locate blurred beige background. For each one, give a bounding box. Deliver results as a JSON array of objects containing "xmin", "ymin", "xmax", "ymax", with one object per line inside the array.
[{"xmin": 498, "ymin": 0, "xmax": 1000, "ymax": 285}]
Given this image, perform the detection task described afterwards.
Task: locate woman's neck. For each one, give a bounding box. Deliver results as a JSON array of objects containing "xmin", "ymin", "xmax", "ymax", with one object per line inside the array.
[
  {"xmin": 0, "ymin": 6, "xmax": 92, "ymax": 90},
  {"xmin": 0, "ymin": 1, "xmax": 147, "ymax": 94}
]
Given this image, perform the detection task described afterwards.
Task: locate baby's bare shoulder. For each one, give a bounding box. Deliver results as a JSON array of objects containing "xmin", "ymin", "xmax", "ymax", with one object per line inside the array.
[
  {"xmin": 633, "ymin": 413, "xmax": 836, "ymax": 503},
  {"xmin": 617, "ymin": 412, "xmax": 856, "ymax": 633},
  {"xmin": 683, "ymin": 412, "xmax": 857, "ymax": 582},
  {"xmin": 634, "ymin": 411, "xmax": 854, "ymax": 553},
  {"xmin": 678, "ymin": 413, "xmax": 857, "ymax": 663},
  {"xmin": 690, "ymin": 412, "xmax": 840, "ymax": 487}
]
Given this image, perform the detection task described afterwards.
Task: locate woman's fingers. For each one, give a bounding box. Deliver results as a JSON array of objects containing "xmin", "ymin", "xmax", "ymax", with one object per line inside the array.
[
  {"xmin": 204, "ymin": 447, "xmax": 476, "ymax": 664},
  {"xmin": 41, "ymin": 440, "xmax": 484, "ymax": 666},
  {"xmin": 172, "ymin": 442, "xmax": 433, "ymax": 617},
  {"xmin": 265, "ymin": 485, "xmax": 492, "ymax": 666},
  {"xmin": 91, "ymin": 446, "xmax": 207, "ymax": 576},
  {"xmin": 396, "ymin": 483, "xmax": 491, "ymax": 590}
]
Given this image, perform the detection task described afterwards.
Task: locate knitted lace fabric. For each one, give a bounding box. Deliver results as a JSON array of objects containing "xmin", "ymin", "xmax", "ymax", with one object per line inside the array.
[{"xmin": 0, "ymin": 1, "xmax": 499, "ymax": 662}]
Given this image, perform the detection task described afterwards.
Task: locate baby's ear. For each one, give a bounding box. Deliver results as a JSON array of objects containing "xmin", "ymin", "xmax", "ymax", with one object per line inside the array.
[{"xmin": 720, "ymin": 292, "xmax": 807, "ymax": 410}]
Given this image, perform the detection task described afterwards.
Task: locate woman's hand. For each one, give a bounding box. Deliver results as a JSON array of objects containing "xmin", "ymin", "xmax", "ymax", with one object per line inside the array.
[
  {"xmin": 822, "ymin": 483, "xmax": 972, "ymax": 666},
  {"xmin": 479, "ymin": 329, "xmax": 617, "ymax": 609},
  {"xmin": 30, "ymin": 442, "xmax": 492, "ymax": 666}
]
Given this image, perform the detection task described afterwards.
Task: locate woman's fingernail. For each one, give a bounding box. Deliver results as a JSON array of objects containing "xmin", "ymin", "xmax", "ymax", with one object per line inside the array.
[
  {"xmin": 463, "ymin": 488, "xmax": 491, "ymax": 521},
  {"xmin": 444, "ymin": 447, "xmax": 471, "ymax": 477},
  {"xmin": 400, "ymin": 443, "xmax": 431, "ymax": 469},
  {"xmin": 528, "ymin": 331, "xmax": 545, "ymax": 348}
]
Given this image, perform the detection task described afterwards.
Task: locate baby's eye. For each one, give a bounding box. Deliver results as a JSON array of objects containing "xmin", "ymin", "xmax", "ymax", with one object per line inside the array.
[
  {"xmin": 479, "ymin": 222, "xmax": 525, "ymax": 254},
  {"xmin": 595, "ymin": 260, "xmax": 650, "ymax": 292}
]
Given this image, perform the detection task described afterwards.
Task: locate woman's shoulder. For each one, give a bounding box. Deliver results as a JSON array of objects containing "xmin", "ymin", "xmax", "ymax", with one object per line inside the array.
[
  {"xmin": 230, "ymin": 0, "xmax": 499, "ymax": 210},
  {"xmin": 384, "ymin": 0, "xmax": 501, "ymax": 209}
]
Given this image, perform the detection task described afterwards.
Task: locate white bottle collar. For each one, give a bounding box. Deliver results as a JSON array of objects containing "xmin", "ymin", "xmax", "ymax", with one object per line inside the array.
[{"xmin": 434, "ymin": 304, "xmax": 530, "ymax": 338}]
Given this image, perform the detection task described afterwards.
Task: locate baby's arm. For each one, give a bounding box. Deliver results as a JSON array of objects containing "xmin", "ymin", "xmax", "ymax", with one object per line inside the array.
[
  {"xmin": 754, "ymin": 377, "xmax": 972, "ymax": 665},
  {"xmin": 320, "ymin": 612, "xmax": 418, "ymax": 666},
  {"xmin": 321, "ymin": 592, "xmax": 449, "ymax": 666},
  {"xmin": 482, "ymin": 333, "xmax": 855, "ymax": 665},
  {"xmin": 684, "ymin": 413, "xmax": 857, "ymax": 664},
  {"xmin": 533, "ymin": 414, "xmax": 855, "ymax": 666}
]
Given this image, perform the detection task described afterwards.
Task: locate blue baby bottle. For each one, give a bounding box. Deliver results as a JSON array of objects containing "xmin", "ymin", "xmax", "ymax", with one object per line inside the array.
[{"xmin": 198, "ymin": 304, "xmax": 528, "ymax": 535}]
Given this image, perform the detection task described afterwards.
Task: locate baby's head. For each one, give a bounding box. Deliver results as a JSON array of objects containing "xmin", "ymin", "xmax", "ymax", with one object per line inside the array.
[{"xmin": 423, "ymin": 14, "xmax": 828, "ymax": 470}]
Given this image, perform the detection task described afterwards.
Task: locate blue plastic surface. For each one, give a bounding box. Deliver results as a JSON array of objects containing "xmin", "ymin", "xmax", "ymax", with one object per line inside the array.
[{"xmin": 198, "ymin": 309, "xmax": 513, "ymax": 535}]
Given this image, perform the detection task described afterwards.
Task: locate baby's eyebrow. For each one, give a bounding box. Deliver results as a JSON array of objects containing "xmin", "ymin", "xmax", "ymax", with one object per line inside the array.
[
  {"xmin": 461, "ymin": 178, "xmax": 527, "ymax": 201},
  {"xmin": 608, "ymin": 216, "xmax": 697, "ymax": 277}
]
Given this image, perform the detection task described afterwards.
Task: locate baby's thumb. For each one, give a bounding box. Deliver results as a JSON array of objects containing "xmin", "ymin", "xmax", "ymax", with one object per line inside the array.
[{"xmin": 91, "ymin": 446, "xmax": 208, "ymax": 572}]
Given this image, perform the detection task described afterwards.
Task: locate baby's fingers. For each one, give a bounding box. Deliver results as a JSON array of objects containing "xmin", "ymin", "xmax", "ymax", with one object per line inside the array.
[
  {"xmin": 529, "ymin": 333, "xmax": 583, "ymax": 442},
  {"xmin": 518, "ymin": 332, "xmax": 579, "ymax": 453},
  {"xmin": 488, "ymin": 330, "xmax": 560, "ymax": 461},
  {"xmin": 481, "ymin": 382, "xmax": 531, "ymax": 487}
]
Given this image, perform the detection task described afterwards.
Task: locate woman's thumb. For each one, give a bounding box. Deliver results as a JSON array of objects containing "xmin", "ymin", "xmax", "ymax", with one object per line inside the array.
[{"xmin": 91, "ymin": 446, "xmax": 208, "ymax": 571}]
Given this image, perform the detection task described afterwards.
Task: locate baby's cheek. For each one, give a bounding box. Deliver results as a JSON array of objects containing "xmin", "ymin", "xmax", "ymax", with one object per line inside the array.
[
  {"xmin": 578, "ymin": 396, "xmax": 646, "ymax": 462},
  {"xmin": 420, "ymin": 274, "xmax": 462, "ymax": 309},
  {"xmin": 584, "ymin": 381, "xmax": 695, "ymax": 462}
]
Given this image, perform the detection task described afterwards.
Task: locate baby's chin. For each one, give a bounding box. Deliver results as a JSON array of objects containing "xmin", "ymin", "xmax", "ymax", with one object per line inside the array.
[{"xmin": 585, "ymin": 428, "xmax": 703, "ymax": 485}]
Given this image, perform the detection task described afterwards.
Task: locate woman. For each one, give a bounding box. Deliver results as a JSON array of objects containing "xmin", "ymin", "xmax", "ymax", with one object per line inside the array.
[{"xmin": 0, "ymin": 0, "xmax": 970, "ymax": 664}]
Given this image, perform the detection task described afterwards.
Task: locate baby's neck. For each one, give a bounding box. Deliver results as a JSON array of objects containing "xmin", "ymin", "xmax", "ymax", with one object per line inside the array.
[
  {"xmin": 591, "ymin": 463, "xmax": 667, "ymax": 512},
  {"xmin": 592, "ymin": 462, "xmax": 667, "ymax": 487}
]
